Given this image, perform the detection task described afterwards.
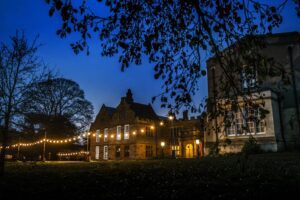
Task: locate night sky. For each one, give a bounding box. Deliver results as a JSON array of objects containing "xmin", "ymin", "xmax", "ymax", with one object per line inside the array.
[{"xmin": 0, "ymin": 0, "xmax": 299, "ymax": 119}]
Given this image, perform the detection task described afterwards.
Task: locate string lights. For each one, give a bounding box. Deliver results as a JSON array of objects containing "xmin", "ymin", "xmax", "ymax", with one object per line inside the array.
[
  {"xmin": 1, "ymin": 125, "xmax": 158, "ymax": 149},
  {"xmin": 57, "ymin": 151, "xmax": 89, "ymax": 157},
  {"xmin": 0, "ymin": 132, "xmax": 92, "ymax": 149}
]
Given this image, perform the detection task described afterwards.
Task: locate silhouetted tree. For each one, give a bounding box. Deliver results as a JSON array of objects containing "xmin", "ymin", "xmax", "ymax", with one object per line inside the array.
[
  {"xmin": 22, "ymin": 78, "xmax": 94, "ymax": 137},
  {"xmin": 45, "ymin": 0, "xmax": 299, "ymax": 152},
  {"xmin": 45, "ymin": 0, "xmax": 298, "ymax": 111},
  {"xmin": 22, "ymin": 114, "xmax": 77, "ymax": 139},
  {"xmin": 0, "ymin": 31, "xmax": 51, "ymax": 175}
]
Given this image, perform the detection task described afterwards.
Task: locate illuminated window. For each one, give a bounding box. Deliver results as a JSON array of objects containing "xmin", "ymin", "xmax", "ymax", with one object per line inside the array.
[
  {"xmin": 104, "ymin": 128, "xmax": 108, "ymax": 142},
  {"xmin": 124, "ymin": 124, "xmax": 130, "ymax": 140},
  {"xmin": 96, "ymin": 130, "xmax": 100, "ymax": 142},
  {"xmin": 225, "ymin": 107, "xmax": 266, "ymax": 136},
  {"xmin": 117, "ymin": 126, "xmax": 121, "ymax": 140},
  {"xmin": 95, "ymin": 146, "xmax": 100, "ymax": 160},
  {"xmin": 171, "ymin": 146, "xmax": 180, "ymax": 156}
]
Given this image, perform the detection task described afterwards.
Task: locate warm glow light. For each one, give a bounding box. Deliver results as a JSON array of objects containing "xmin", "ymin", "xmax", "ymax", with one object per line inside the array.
[
  {"xmin": 150, "ymin": 126, "xmax": 154, "ymax": 130},
  {"xmin": 160, "ymin": 121, "xmax": 164, "ymax": 126},
  {"xmin": 4, "ymin": 131, "xmax": 93, "ymax": 149},
  {"xmin": 196, "ymin": 139, "xmax": 200, "ymax": 145},
  {"xmin": 140, "ymin": 129, "xmax": 145, "ymax": 133},
  {"xmin": 160, "ymin": 141, "xmax": 165, "ymax": 147},
  {"xmin": 92, "ymin": 133, "xmax": 96, "ymax": 137},
  {"xmin": 132, "ymin": 131, "xmax": 136, "ymax": 135},
  {"xmin": 110, "ymin": 135, "xmax": 114, "ymax": 138},
  {"xmin": 168, "ymin": 115, "xmax": 174, "ymax": 120}
]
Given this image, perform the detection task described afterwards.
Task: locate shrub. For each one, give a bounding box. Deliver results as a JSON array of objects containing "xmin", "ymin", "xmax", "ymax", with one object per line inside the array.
[
  {"xmin": 208, "ymin": 145, "xmax": 220, "ymax": 157},
  {"xmin": 242, "ymin": 136, "xmax": 263, "ymax": 155}
]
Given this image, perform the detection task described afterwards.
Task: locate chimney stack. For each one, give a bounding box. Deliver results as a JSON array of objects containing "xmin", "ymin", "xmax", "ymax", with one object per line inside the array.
[
  {"xmin": 125, "ymin": 89, "xmax": 134, "ymax": 103},
  {"xmin": 183, "ymin": 110, "xmax": 189, "ymax": 120}
]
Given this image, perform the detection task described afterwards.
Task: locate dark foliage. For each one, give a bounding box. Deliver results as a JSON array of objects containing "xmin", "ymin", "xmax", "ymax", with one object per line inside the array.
[
  {"xmin": 0, "ymin": 31, "xmax": 52, "ymax": 175},
  {"xmin": 22, "ymin": 78, "xmax": 94, "ymax": 136},
  {"xmin": 44, "ymin": 0, "xmax": 298, "ymax": 113},
  {"xmin": 242, "ymin": 136, "xmax": 263, "ymax": 155}
]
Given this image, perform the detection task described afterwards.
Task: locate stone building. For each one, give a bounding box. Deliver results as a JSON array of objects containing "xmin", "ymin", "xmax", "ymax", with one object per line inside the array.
[
  {"xmin": 205, "ymin": 32, "xmax": 300, "ymax": 154},
  {"xmin": 169, "ymin": 111, "xmax": 205, "ymax": 158},
  {"xmin": 89, "ymin": 89, "xmax": 205, "ymax": 160}
]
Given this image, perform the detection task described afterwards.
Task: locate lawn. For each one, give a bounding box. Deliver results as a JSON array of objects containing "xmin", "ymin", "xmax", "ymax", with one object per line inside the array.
[{"xmin": 0, "ymin": 153, "xmax": 299, "ymax": 199}]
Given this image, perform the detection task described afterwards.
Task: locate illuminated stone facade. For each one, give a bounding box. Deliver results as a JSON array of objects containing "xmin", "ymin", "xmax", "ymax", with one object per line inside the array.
[
  {"xmin": 205, "ymin": 32, "xmax": 300, "ymax": 154},
  {"xmin": 89, "ymin": 89, "xmax": 205, "ymax": 160}
]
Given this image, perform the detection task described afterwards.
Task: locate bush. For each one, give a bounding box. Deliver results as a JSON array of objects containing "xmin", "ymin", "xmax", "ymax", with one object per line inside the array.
[
  {"xmin": 206, "ymin": 143, "xmax": 219, "ymax": 157},
  {"xmin": 242, "ymin": 136, "xmax": 263, "ymax": 155}
]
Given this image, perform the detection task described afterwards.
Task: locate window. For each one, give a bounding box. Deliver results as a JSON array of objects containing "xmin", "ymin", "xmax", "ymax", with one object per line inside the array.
[
  {"xmin": 124, "ymin": 145, "xmax": 130, "ymax": 157},
  {"xmin": 225, "ymin": 110, "xmax": 244, "ymax": 136},
  {"xmin": 95, "ymin": 146, "xmax": 100, "ymax": 160},
  {"xmin": 103, "ymin": 145, "xmax": 108, "ymax": 160},
  {"xmin": 146, "ymin": 145, "xmax": 153, "ymax": 157},
  {"xmin": 124, "ymin": 125, "xmax": 130, "ymax": 140},
  {"xmin": 225, "ymin": 111, "xmax": 236, "ymax": 136},
  {"xmin": 115, "ymin": 145, "xmax": 121, "ymax": 158},
  {"xmin": 171, "ymin": 146, "xmax": 180, "ymax": 156},
  {"xmin": 225, "ymin": 107, "xmax": 266, "ymax": 136},
  {"xmin": 235, "ymin": 110, "xmax": 244, "ymax": 135},
  {"xmin": 246, "ymin": 108, "xmax": 256, "ymax": 135},
  {"xmin": 241, "ymin": 65, "xmax": 257, "ymax": 90},
  {"xmin": 104, "ymin": 128, "xmax": 108, "ymax": 142},
  {"xmin": 146, "ymin": 127, "xmax": 153, "ymax": 137},
  {"xmin": 248, "ymin": 108, "xmax": 266, "ymax": 134},
  {"xmin": 117, "ymin": 126, "xmax": 121, "ymax": 140},
  {"xmin": 96, "ymin": 130, "xmax": 100, "ymax": 142}
]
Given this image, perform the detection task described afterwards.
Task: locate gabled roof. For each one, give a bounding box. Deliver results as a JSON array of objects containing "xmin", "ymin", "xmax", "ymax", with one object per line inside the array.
[
  {"xmin": 129, "ymin": 102, "xmax": 158, "ymax": 120},
  {"xmin": 105, "ymin": 106, "xmax": 116, "ymax": 117}
]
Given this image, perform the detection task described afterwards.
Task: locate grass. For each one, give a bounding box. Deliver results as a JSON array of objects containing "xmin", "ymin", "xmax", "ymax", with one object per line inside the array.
[{"xmin": 0, "ymin": 153, "xmax": 300, "ymax": 199}]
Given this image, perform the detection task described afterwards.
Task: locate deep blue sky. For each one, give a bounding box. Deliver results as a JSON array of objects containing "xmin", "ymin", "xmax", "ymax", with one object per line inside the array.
[{"xmin": 0, "ymin": 0, "xmax": 299, "ymax": 118}]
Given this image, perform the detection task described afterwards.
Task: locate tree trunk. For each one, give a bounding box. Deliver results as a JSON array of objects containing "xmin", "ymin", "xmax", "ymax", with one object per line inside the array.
[{"xmin": 0, "ymin": 117, "xmax": 9, "ymax": 176}]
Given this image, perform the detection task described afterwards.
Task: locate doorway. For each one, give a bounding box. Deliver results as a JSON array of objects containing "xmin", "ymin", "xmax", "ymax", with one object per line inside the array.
[{"xmin": 185, "ymin": 144, "xmax": 193, "ymax": 158}]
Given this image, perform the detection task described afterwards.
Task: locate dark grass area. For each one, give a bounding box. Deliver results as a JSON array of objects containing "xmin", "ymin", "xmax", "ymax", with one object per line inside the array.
[{"xmin": 0, "ymin": 153, "xmax": 300, "ymax": 199}]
